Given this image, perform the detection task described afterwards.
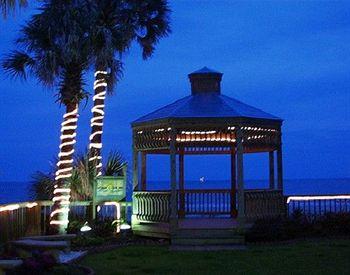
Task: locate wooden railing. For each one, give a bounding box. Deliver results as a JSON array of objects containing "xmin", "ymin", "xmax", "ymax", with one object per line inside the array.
[
  {"xmin": 179, "ymin": 189, "xmax": 234, "ymax": 217},
  {"xmin": 133, "ymin": 189, "xmax": 286, "ymax": 222},
  {"xmin": 133, "ymin": 192, "xmax": 171, "ymax": 223},
  {"xmin": 0, "ymin": 200, "xmax": 131, "ymax": 244},
  {"xmin": 286, "ymin": 195, "xmax": 350, "ymax": 218},
  {"xmin": 244, "ymin": 189, "xmax": 285, "ymax": 221}
]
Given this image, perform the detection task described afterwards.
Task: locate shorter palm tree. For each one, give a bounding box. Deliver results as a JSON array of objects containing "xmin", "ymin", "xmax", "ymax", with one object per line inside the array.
[{"xmin": 29, "ymin": 151, "xmax": 127, "ymax": 201}]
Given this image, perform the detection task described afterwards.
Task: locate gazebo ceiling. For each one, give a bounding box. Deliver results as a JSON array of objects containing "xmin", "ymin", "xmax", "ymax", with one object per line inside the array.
[{"xmin": 132, "ymin": 67, "xmax": 282, "ymax": 127}]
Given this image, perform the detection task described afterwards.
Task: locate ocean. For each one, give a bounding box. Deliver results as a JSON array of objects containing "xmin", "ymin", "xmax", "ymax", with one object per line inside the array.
[{"xmin": 1, "ymin": 178, "xmax": 350, "ymax": 205}]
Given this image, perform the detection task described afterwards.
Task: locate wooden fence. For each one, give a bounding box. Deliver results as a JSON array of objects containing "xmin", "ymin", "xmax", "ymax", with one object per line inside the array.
[{"xmin": 0, "ymin": 200, "xmax": 131, "ymax": 244}]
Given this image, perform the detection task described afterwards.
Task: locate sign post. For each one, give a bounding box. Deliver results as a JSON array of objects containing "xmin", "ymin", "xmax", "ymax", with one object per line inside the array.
[{"xmin": 92, "ymin": 166, "xmax": 127, "ymax": 220}]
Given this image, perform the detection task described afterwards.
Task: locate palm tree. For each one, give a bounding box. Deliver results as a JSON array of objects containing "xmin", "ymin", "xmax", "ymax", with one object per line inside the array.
[
  {"xmin": 0, "ymin": 0, "xmax": 27, "ymax": 17},
  {"xmin": 2, "ymin": 0, "xmax": 90, "ymax": 233},
  {"xmin": 87, "ymin": 0, "xmax": 171, "ymax": 176}
]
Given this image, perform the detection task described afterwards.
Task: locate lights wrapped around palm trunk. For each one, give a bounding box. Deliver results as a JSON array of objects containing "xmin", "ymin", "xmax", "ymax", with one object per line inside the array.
[
  {"xmin": 89, "ymin": 70, "xmax": 108, "ymax": 177},
  {"xmin": 50, "ymin": 105, "xmax": 78, "ymax": 229}
]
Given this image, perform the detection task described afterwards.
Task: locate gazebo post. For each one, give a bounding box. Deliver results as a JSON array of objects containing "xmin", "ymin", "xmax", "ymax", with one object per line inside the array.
[
  {"xmin": 179, "ymin": 149, "xmax": 185, "ymax": 218},
  {"xmin": 230, "ymin": 146, "xmax": 236, "ymax": 217},
  {"xmin": 269, "ymin": 151, "xmax": 275, "ymax": 189},
  {"xmin": 132, "ymin": 133, "xmax": 139, "ymax": 191},
  {"xmin": 277, "ymin": 144, "xmax": 283, "ymax": 191},
  {"xmin": 141, "ymin": 152, "xmax": 147, "ymax": 191},
  {"xmin": 236, "ymin": 127, "xmax": 245, "ymax": 230},
  {"xmin": 169, "ymin": 129, "xmax": 178, "ymax": 234}
]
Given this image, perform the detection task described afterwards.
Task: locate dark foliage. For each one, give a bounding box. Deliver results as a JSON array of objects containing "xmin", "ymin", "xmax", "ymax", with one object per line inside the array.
[
  {"xmin": 314, "ymin": 212, "xmax": 350, "ymax": 236},
  {"xmin": 0, "ymin": 0, "xmax": 27, "ymax": 18},
  {"xmin": 92, "ymin": 218, "xmax": 118, "ymax": 238},
  {"xmin": 66, "ymin": 220, "xmax": 85, "ymax": 234},
  {"xmin": 29, "ymin": 171, "xmax": 55, "ymax": 200},
  {"xmin": 246, "ymin": 210, "xmax": 350, "ymax": 242},
  {"xmin": 103, "ymin": 151, "xmax": 126, "ymax": 176},
  {"xmin": 2, "ymin": 0, "xmax": 90, "ymax": 105},
  {"xmin": 68, "ymin": 218, "xmax": 118, "ymax": 248},
  {"xmin": 71, "ymin": 235, "xmax": 105, "ymax": 248},
  {"xmin": 15, "ymin": 251, "xmax": 57, "ymax": 274},
  {"xmin": 67, "ymin": 218, "xmax": 117, "ymax": 237}
]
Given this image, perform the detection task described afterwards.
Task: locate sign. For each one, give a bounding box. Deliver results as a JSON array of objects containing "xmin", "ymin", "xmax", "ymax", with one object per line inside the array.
[{"xmin": 94, "ymin": 176, "xmax": 126, "ymax": 202}]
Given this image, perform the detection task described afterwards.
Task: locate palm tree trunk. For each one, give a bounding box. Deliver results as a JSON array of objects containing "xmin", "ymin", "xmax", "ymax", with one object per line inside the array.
[
  {"xmin": 50, "ymin": 102, "xmax": 79, "ymax": 234},
  {"xmin": 89, "ymin": 69, "xmax": 108, "ymax": 177}
]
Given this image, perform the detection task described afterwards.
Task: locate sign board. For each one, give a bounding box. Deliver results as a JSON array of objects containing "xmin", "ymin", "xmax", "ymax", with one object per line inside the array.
[{"xmin": 94, "ymin": 176, "xmax": 126, "ymax": 202}]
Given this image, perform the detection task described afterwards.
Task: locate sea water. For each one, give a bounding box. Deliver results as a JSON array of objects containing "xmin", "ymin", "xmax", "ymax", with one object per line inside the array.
[{"xmin": 1, "ymin": 178, "xmax": 350, "ymax": 204}]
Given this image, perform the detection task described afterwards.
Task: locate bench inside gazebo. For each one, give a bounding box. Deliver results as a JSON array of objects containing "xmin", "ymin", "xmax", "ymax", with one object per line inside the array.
[{"xmin": 131, "ymin": 67, "xmax": 285, "ymax": 247}]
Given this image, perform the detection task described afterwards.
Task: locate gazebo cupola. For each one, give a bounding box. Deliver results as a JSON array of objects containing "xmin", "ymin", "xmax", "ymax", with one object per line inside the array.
[
  {"xmin": 131, "ymin": 67, "xmax": 284, "ymax": 243},
  {"xmin": 188, "ymin": 66, "xmax": 223, "ymax": 94}
]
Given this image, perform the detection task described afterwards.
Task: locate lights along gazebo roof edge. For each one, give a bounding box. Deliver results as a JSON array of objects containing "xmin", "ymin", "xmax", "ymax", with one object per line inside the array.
[{"xmin": 132, "ymin": 67, "xmax": 282, "ymax": 127}]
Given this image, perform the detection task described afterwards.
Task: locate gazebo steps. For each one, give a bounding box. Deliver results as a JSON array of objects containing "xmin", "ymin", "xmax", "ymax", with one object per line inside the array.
[
  {"xmin": 170, "ymin": 244, "xmax": 246, "ymax": 251},
  {"xmin": 175, "ymin": 228, "xmax": 241, "ymax": 239},
  {"xmin": 172, "ymin": 228, "xmax": 245, "ymax": 247},
  {"xmin": 11, "ymin": 239, "xmax": 70, "ymax": 251},
  {"xmin": 132, "ymin": 223, "xmax": 170, "ymax": 239},
  {"xmin": 21, "ymin": 234, "xmax": 76, "ymax": 241},
  {"xmin": 172, "ymin": 237, "xmax": 244, "ymax": 246}
]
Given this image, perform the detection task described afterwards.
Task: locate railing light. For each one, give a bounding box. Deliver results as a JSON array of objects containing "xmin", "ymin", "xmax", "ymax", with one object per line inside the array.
[{"xmin": 287, "ymin": 195, "xmax": 350, "ymax": 204}]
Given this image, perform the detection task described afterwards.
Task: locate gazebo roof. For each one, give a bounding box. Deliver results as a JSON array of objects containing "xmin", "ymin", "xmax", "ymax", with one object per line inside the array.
[
  {"xmin": 132, "ymin": 67, "xmax": 282, "ymax": 125},
  {"xmin": 189, "ymin": 66, "xmax": 222, "ymax": 75}
]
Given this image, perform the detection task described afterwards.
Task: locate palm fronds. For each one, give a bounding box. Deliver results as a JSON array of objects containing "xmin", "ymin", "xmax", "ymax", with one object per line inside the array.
[
  {"xmin": 29, "ymin": 151, "xmax": 127, "ymax": 201},
  {"xmin": 2, "ymin": 50, "xmax": 34, "ymax": 80},
  {"xmin": 68, "ymin": 153, "xmax": 95, "ymax": 201},
  {"xmin": 0, "ymin": 0, "xmax": 27, "ymax": 18},
  {"xmin": 29, "ymin": 171, "xmax": 55, "ymax": 201},
  {"xmin": 104, "ymin": 151, "xmax": 127, "ymax": 177}
]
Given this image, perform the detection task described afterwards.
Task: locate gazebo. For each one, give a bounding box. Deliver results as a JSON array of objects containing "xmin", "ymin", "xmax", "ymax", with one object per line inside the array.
[{"xmin": 131, "ymin": 67, "xmax": 285, "ymax": 246}]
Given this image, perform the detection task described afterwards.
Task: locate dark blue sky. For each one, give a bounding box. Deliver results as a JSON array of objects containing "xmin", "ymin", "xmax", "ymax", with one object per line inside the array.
[{"xmin": 0, "ymin": 1, "xmax": 350, "ymax": 183}]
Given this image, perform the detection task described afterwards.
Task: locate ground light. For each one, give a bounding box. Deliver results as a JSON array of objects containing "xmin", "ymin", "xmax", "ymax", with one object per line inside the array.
[
  {"xmin": 120, "ymin": 223, "xmax": 131, "ymax": 230},
  {"xmin": 80, "ymin": 222, "xmax": 92, "ymax": 233}
]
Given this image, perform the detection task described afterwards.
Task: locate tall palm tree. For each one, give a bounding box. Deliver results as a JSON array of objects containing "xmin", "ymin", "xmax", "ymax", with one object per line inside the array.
[
  {"xmin": 0, "ymin": 0, "xmax": 27, "ymax": 17},
  {"xmin": 2, "ymin": 0, "xmax": 90, "ymax": 233},
  {"xmin": 87, "ymin": 0, "xmax": 171, "ymax": 176}
]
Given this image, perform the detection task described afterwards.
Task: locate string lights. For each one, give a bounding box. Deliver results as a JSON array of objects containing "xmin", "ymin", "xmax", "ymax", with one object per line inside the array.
[
  {"xmin": 50, "ymin": 105, "xmax": 78, "ymax": 231},
  {"xmin": 287, "ymin": 195, "xmax": 350, "ymax": 204},
  {"xmin": 0, "ymin": 202, "xmax": 38, "ymax": 212},
  {"xmin": 104, "ymin": 202, "xmax": 121, "ymax": 233},
  {"xmin": 89, "ymin": 70, "xmax": 108, "ymax": 177},
  {"xmin": 0, "ymin": 204, "xmax": 20, "ymax": 212}
]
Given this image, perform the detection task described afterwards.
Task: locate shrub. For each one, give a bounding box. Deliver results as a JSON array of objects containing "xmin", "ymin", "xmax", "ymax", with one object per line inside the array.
[
  {"xmin": 71, "ymin": 236, "xmax": 105, "ymax": 248},
  {"xmin": 68, "ymin": 218, "xmax": 119, "ymax": 248},
  {"xmin": 13, "ymin": 251, "xmax": 57, "ymax": 274},
  {"xmin": 314, "ymin": 212, "xmax": 350, "ymax": 236},
  {"xmin": 246, "ymin": 210, "xmax": 350, "ymax": 243},
  {"xmin": 92, "ymin": 218, "xmax": 118, "ymax": 238},
  {"xmin": 66, "ymin": 220, "xmax": 85, "ymax": 234}
]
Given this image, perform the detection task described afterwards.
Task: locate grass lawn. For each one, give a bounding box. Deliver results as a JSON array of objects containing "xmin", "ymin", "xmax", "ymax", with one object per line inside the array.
[{"xmin": 81, "ymin": 239, "xmax": 350, "ymax": 275}]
